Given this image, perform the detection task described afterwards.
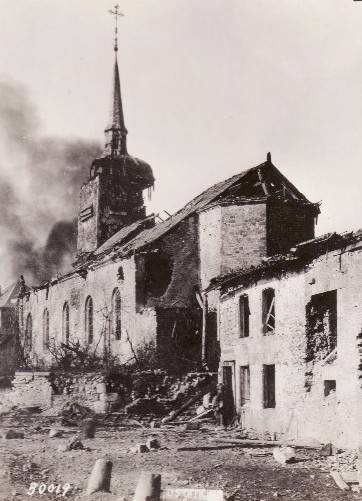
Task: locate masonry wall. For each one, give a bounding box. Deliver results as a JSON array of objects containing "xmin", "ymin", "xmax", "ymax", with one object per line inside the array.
[
  {"xmin": 267, "ymin": 201, "xmax": 315, "ymax": 257},
  {"xmin": 20, "ymin": 255, "xmax": 157, "ymax": 368},
  {"xmin": 199, "ymin": 203, "xmax": 267, "ymax": 311},
  {"xmin": 137, "ymin": 215, "xmax": 200, "ymax": 310},
  {"xmin": 78, "ymin": 178, "xmax": 99, "ymax": 254},
  {"xmin": 221, "ymin": 204, "xmax": 267, "ymax": 275},
  {"xmin": 7, "ymin": 372, "xmax": 118, "ymax": 413},
  {"xmin": 218, "ymin": 244, "xmax": 362, "ymax": 448}
]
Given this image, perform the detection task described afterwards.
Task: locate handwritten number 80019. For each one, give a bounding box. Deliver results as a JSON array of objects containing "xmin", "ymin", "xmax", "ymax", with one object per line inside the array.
[{"xmin": 27, "ymin": 483, "xmax": 71, "ymax": 496}]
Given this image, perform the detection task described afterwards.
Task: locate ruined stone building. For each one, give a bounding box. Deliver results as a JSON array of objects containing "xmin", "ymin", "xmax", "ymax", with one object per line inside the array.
[
  {"xmin": 210, "ymin": 232, "xmax": 362, "ymax": 447},
  {"xmin": 13, "ymin": 40, "xmax": 319, "ymax": 373}
]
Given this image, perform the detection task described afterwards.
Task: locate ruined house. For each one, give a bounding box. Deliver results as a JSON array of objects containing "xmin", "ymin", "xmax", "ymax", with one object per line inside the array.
[
  {"xmin": 210, "ymin": 232, "xmax": 362, "ymax": 448},
  {"xmin": 15, "ymin": 41, "xmax": 319, "ymax": 374}
]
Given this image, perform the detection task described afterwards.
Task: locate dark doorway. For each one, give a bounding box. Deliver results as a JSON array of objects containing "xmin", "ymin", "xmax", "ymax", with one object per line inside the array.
[{"xmin": 222, "ymin": 362, "xmax": 235, "ymax": 425}]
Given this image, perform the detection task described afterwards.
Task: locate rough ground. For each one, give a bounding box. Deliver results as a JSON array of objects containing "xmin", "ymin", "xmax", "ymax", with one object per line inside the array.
[{"xmin": 0, "ymin": 420, "xmax": 360, "ymax": 501}]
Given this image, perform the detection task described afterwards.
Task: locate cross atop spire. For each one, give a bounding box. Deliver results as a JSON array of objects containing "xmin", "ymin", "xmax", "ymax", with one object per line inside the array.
[
  {"xmin": 108, "ymin": 4, "xmax": 124, "ymax": 52},
  {"xmin": 103, "ymin": 4, "xmax": 128, "ymax": 157}
]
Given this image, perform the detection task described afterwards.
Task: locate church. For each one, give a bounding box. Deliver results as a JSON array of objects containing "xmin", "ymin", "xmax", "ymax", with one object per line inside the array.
[{"xmin": 15, "ymin": 24, "xmax": 319, "ymax": 374}]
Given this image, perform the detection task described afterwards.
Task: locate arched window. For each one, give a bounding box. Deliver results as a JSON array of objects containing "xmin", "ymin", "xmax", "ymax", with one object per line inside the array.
[
  {"xmin": 85, "ymin": 296, "xmax": 93, "ymax": 344},
  {"xmin": 112, "ymin": 288, "xmax": 122, "ymax": 340},
  {"xmin": 63, "ymin": 303, "xmax": 70, "ymax": 345},
  {"xmin": 43, "ymin": 308, "xmax": 50, "ymax": 348},
  {"xmin": 25, "ymin": 313, "xmax": 32, "ymax": 352}
]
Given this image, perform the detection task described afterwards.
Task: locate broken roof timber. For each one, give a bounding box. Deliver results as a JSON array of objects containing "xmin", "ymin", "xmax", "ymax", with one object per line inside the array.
[{"xmin": 207, "ymin": 230, "xmax": 362, "ymax": 297}]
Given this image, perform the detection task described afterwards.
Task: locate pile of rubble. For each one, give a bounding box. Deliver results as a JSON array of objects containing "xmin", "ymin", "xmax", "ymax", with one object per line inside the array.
[{"xmin": 123, "ymin": 371, "xmax": 217, "ymax": 425}]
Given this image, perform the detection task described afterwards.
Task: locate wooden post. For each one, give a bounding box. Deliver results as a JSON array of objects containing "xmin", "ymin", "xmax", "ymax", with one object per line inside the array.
[
  {"xmin": 86, "ymin": 459, "xmax": 112, "ymax": 495},
  {"xmin": 133, "ymin": 473, "xmax": 161, "ymax": 501},
  {"xmin": 201, "ymin": 292, "xmax": 208, "ymax": 364}
]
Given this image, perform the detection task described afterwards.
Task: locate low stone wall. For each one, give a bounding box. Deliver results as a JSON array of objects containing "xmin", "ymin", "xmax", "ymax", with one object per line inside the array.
[
  {"xmin": 7, "ymin": 372, "xmax": 118, "ymax": 413},
  {"xmin": 8, "ymin": 372, "xmax": 53, "ymax": 408}
]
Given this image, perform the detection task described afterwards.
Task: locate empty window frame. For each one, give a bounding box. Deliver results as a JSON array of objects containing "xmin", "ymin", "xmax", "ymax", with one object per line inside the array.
[
  {"xmin": 240, "ymin": 366, "xmax": 250, "ymax": 406},
  {"xmin": 25, "ymin": 313, "xmax": 32, "ymax": 352},
  {"xmin": 85, "ymin": 296, "xmax": 94, "ymax": 344},
  {"xmin": 263, "ymin": 364, "xmax": 276, "ymax": 408},
  {"xmin": 63, "ymin": 303, "xmax": 70, "ymax": 345},
  {"xmin": 238, "ymin": 295, "xmax": 250, "ymax": 338},
  {"xmin": 112, "ymin": 288, "xmax": 122, "ymax": 340},
  {"xmin": 43, "ymin": 308, "xmax": 50, "ymax": 348},
  {"xmin": 262, "ymin": 288, "xmax": 275, "ymax": 335},
  {"xmin": 324, "ymin": 380, "xmax": 336, "ymax": 397},
  {"xmin": 306, "ymin": 290, "xmax": 337, "ymax": 361}
]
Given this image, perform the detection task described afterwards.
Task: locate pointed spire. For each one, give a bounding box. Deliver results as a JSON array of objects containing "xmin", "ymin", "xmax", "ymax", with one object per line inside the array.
[{"xmin": 103, "ymin": 5, "xmax": 128, "ymax": 157}]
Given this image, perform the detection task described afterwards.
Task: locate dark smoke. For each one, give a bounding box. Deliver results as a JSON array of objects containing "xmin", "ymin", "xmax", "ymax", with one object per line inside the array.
[{"xmin": 0, "ymin": 78, "xmax": 102, "ymax": 285}]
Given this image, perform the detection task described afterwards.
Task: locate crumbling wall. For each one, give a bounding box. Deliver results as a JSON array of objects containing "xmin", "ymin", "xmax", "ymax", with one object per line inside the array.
[
  {"xmin": 219, "ymin": 273, "xmax": 307, "ymax": 438},
  {"xmin": 6, "ymin": 371, "xmax": 118, "ymax": 413},
  {"xmin": 218, "ymin": 242, "xmax": 362, "ymax": 448},
  {"xmin": 7, "ymin": 372, "xmax": 53, "ymax": 408},
  {"xmin": 136, "ymin": 216, "xmax": 199, "ymax": 310}
]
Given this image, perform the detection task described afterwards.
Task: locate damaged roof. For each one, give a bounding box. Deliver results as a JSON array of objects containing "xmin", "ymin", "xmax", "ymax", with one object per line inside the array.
[
  {"xmin": 0, "ymin": 279, "xmax": 23, "ymax": 308},
  {"xmin": 88, "ymin": 160, "xmax": 317, "ymax": 263},
  {"xmin": 208, "ymin": 230, "xmax": 362, "ymax": 296},
  {"xmin": 30, "ymin": 158, "xmax": 318, "ymax": 288}
]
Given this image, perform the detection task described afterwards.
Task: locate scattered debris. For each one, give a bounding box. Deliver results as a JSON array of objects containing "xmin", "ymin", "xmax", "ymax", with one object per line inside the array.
[
  {"xmin": 49, "ymin": 429, "xmax": 63, "ymax": 438},
  {"xmin": 320, "ymin": 443, "xmax": 338, "ymax": 456},
  {"xmin": 3, "ymin": 429, "xmax": 24, "ymax": 439},
  {"xmin": 130, "ymin": 444, "xmax": 149, "ymax": 453},
  {"xmin": 273, "ymin": 447, "xmax": 296, "ymax": 465},
  {"xmin": 185, "ymin": 422, "xmax": 201, "ymax": 431},
  {"xmin": 146, "ymin": 438, "xmax": 160, "ymax": 450},
  {"xmin": 58, "ymin": 435, "xmax": 84, "ymax": 452},
  {"xmin": 329, "ymin": 471, "xmax": 350, "ymax": 491}
]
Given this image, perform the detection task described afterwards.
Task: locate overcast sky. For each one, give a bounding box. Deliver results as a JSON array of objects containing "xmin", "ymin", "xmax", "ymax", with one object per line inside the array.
[{"xmin": 1, "ymin": 0, "xmax": 362, "ymax": 240}]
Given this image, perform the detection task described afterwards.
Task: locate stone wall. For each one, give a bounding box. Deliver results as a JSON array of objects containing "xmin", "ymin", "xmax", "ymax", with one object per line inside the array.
[
  {"xmin": 220, "ymin": 203, "xmax": 267, "ymax": 275},
  {"xmin": 7, "ymin": 372, "xmax": 53, "ymax": 408},
  {"xmin": 20, "ymin": 255, "xmax": 157, "ymax": 368},
  {"xmin": 6, "ymin": 372, "xmax": 118, "ymax": 413},
  {"xmin": 267, "ymin": 200, "xmax": 315, "ymax": 257},
  {"xmin": 218, "ymin": 242, "xmax": 362, "ymax": 448}
]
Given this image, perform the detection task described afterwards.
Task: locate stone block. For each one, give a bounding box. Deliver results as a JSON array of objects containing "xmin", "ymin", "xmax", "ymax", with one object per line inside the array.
[
  {"xmin": 320, "ymin": 443, "xmax": 338, "ymax": 456},
  {"xmin": 93, "ymin": 400, "xmax": 107, "ymax": 414},
  {"xmin": 96, "ymin": 383, "xmax": 107, "ymax": 393},
  {"xmin": 49, "ymin": 429, "xmax": 63, "ymax": 438},
  {"xmin": 130, "ymin": 444, "xmax": 149, "ymax": 453},
  {"xmin": 105, "ymin": 393, "xmax": 118, "ymax": 402},
  {"xmin": 3, "ymin": 429, "xmax": 24, "ymax": 439},
  {"xmin": 273, "ymin": 447, "xmax": 296, "ymax": 465},
  {"xmin": 146, "ymin": 438, "xmax": 160, "ymax": 450},
  {"xmin": 185, "ymin": 422, "xmax": 201, "ymax": 430}
]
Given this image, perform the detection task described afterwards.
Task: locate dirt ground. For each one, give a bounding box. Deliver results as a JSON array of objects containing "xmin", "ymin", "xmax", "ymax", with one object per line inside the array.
[{"xmin": 0, "ymin": 420, "xmax": 361, "ymax": 501}]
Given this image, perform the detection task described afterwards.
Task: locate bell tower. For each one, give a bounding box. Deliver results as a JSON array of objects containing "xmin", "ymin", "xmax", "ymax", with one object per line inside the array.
[{"xmin": 77, "ymin": 5, "xmax": 154, "ymax": 256}]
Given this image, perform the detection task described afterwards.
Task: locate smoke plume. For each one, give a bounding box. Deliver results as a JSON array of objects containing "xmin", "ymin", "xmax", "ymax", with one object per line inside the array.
[{"xmin": 0, "ymin": 78, "xmax": 102, "ymax": 286}]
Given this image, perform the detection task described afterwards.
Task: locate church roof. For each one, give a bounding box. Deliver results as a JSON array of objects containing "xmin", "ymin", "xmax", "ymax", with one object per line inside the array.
[
  {"xmin": 0, "ymin": 279, "xmax": 23, "ymax": 308},
  {"xmin": 91, "ymin": 159, "xmax": 317, "ymax": 262}
]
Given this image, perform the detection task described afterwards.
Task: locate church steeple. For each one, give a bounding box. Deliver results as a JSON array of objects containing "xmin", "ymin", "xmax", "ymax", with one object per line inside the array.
[
  {"xmin": 103, "ymin": 5, "xmax": 128, "ymax": 157},
  {"xmin": 77, "ymin": 4, "xmax": 155, "ymax": 256}
]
